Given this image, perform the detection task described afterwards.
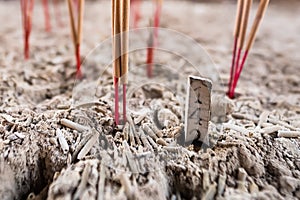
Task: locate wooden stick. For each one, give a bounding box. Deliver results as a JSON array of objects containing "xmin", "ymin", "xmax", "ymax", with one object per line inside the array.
[
  {"xmin": 231, "ymin": 0, "xmax": 270, "ymax": 95},
  {"xmin": 227, "ymin": 0, "xmax": 244, "ymax": 97}
]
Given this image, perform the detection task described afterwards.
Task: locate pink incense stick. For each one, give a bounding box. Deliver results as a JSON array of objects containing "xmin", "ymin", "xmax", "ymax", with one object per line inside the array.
[
  {"xmin": 227, "ymin": 0, "xmax": 243, "ymax": 98},
  {"xmin": 123, "ymin": 84, "xmax": 127, "ymax": 123},
  {"xmin": 53, "ymin": 0, "xmax": 63, "ymax": 27},
  {"xmin": 114, "ymin": 77, "xmax": 120, "ymax": 125},
  {"xmin": 42, "ymin": 0, "xmax": 51, "ymax": 32},
  {"xmin": 131, "ymin": 0, "xmax": 141, "ymax": 29}
]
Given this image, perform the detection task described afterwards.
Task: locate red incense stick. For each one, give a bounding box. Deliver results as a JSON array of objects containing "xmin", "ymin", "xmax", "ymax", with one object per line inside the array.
[
  {"xmin": 75, "ymin": 43, "xmax": 81, "ymax": 78},
  {"xmin": 229, "ymin": 0, "xmax": 252, "ymax": 98},
  {"xmin": 146, "ymin": 0, "xmax": 162, "ymax": 78},
  {"xmin": 20, "ymin": 0, "xmax": 34, "ymax": 60},
  {"xmin": 146, "ymin": 31, "xmax": 154, "ymax": 78},
  {"xmin": 42, "ymin": 0, "xmax": 51, "ymax": 32},
  {"xmin": 67, "ymin": 0, "xmax": 84, "ymax": 79},
  {"xmin": 227, "ymin": 0, "xmax": 244, "ymax": 97}
]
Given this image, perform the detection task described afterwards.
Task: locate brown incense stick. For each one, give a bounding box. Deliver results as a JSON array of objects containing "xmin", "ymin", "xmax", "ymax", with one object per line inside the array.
[
  {"xmin": 233, "ymin": 0, "xmax": 244, "ymax": 39},
  {"xmin": 237, "ymin": 0, "xmax": 252, "ymax": 53},
  {"xmin": 231, "ymin": 0, "xmax": 270, "ymax": 96},
  {"xmin": 77, "ymin": 0, "xmax": 84, "ymax": 45},
  {"xmin": 67, "ymin": 0, "xmax": 77, "ymax": 47},
  {"xmin": 245, "ymin": 0, "xmax": 270, "ymax": 52}
]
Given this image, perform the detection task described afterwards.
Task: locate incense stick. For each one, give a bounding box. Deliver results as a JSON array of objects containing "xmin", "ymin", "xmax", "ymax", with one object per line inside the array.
[
  {"xmin": 146, "ymin": 30, "xmax": 154, "ymax": 78},
  {"xmin": 42, "ymin": 0, "xmax": 51, "ymax": 32},
  {"xmin": 112, "ymin": 0, "xmax": 121, "ymax": 125},
  {"xmin": 121, "ymin": 0, "xmax": 130, "ymax": 123},
  {"xmin": 20, "ymin": 0, "xmax": 34, "ymax": 60},
  {"xmin": 53, "ymin": 0, "xmax": 63, "ymax": 27},
  {"xmin": 153, "ymin": 0, "xmax": 162, "ymax": 42},
  {"xmin": 67, "ymin": 0, "xmax": 84, "ymax": 78},
  {"xmin": 229, "ymin": 0, "xmax": 252, "ymax": 98},
  {"xmin": 227, "ymin": 0, "xmax": 244, "ymax": 97},
  {"xmin": 146, "ymin": 0, "xmax": 163, "ymax": 78},
  {"xmin": 77, "ymin": 0, "xmax": 84, "ymax": 78},
  {"xmin": 131, "ymin": 0, "xmax": 141, "ymax": 28},
  {"xmin": 231, "ymin": 0, "xmax": 270, "ymax": 96},
  {"xmin": 112, "ymin": 0, "xmax": 130, "ymax": 124}
]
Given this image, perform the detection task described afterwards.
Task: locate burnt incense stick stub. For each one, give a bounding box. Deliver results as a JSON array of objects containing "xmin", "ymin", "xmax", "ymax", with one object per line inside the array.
[{"xmin": 184, "ymin": 76, "xmax": 212, "ymax": 146}]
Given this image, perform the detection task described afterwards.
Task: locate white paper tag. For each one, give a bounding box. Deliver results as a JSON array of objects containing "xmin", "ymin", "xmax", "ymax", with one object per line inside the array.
[{"xmin": 184, "ymin": 75, "xmax": 212, "ymax": 145}]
